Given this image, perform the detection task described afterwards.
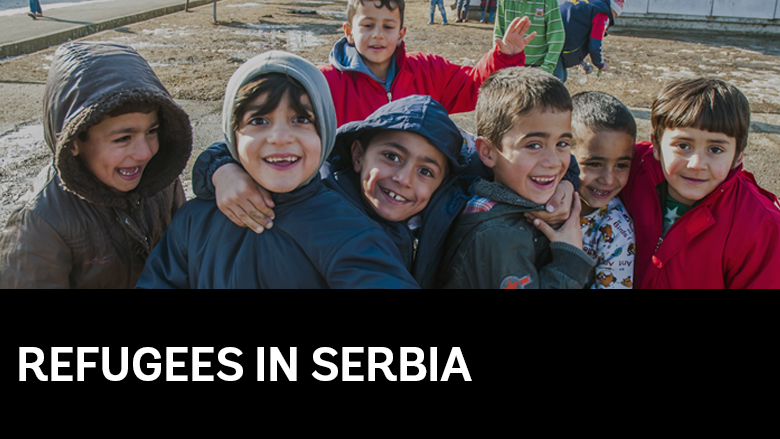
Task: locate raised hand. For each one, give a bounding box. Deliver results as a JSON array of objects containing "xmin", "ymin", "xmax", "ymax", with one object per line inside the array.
[
  {"xmin": 213, "ymin": 163, "xmax": 276, "ymax": 234},
  {"xmin": 495, "ymin": 16, "xmax": 538, "ymax": 56}
]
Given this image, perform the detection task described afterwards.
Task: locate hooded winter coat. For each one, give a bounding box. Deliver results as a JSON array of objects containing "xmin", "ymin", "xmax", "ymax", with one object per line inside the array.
[
  {"xmin": 136, "ymin": 51, "xmax": 419, "ymax": 289},
  {"xmin": 323, "ymin": 37, "xmax": 526, "ymax": 127},
  {"xmin": 560, "ymin": 0, "xmax": 614, "ymax": 69},
  {"xmin": 438, "ymin": 180, "xmax": 596, "ymax": 289},
  {"xmin": 622, "ymin": 142, "xmax": 780, "ymax": 289},
  {"xmin": 0, "ymin": 43, "xmax": 191, "ymax": 289},
  {"xmin": 191, "ymin": 96, "xmax": 582, "ymax": 289}
]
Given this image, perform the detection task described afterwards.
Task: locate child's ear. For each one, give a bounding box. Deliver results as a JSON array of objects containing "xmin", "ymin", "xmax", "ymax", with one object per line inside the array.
[
  {"xmin": 651, "ymin": 134, "xmax": 662, "ymax": 162},
  {"xmin": 71, "ymin": 141, "xmax": 80, "ymax": 157},
  {"xmin": 475, "ymin": 137, "xmax": 497, "ymax": 169},
  {"xmin": 398, "ymin": 27, "xmax": 407, "ymax": 45},
  {"xmin": 350, "ymin": 140, "xmax": 364, "ymax": 173},
  {"xmin": 733, "ymin": 151, "xmax": 745, "ymax": 170},
  {"xmin": 344, "ymin": 23, "xmax": 354, "ymax": 44}
]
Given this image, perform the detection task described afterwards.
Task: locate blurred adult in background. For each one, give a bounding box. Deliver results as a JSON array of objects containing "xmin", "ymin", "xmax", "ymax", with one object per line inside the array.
[
  {"xmin": 430, "ymin": 0, "xmax": 449, "ymax": 24},
  {"xmin": 456, "ymin": 0, "xmax": 470, "ymax": 23},
  {"xmin": 28, "ymin": 0, "xmax": 44, "ymax": 19},
  {"xmin": 559, "ymin": 0, "xmax": 625, "ymax": 82}
]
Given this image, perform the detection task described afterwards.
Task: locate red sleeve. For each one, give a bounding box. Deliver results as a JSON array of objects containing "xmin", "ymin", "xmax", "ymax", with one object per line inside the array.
[
  {"xmin": 435, "ymin": 47, "xmax": 525, "ymax": 115},
  {"xmin": 591, "ymin": 13, "xmax": 609, "ymax": 40},
  {"xmin": 621, "ymin": 142, "xmax": 652, "ymax": 217},
  {"xmin": 727, "ymin": 219, "xmax": 780, "ymax": 289}
]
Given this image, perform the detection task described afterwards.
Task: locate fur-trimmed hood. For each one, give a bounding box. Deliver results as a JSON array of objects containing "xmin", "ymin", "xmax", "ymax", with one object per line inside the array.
[{"xmin": 43, "ymin": 42, "xmax": 192, "ymax": 209}]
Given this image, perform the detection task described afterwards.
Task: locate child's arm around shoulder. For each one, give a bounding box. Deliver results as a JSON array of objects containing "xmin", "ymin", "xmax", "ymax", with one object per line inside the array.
[{"xmin": 0, "ymin": 207, "xmax": 72, "ymax": 289}]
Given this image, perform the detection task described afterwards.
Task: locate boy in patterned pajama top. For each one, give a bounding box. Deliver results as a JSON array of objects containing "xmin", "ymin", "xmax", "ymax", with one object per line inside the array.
[{"xmin": 571, "ymin": 92, "xmax": 637, "ymax": 289}]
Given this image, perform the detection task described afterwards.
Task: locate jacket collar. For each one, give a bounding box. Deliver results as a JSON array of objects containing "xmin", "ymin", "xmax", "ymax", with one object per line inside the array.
[
  {"xmin": 271, "ymin": 175, "xmax": 323, "ymax": 207},
  {"xmin": 474, "ymin": 180, "xmax": 546, "ymax": 211}
]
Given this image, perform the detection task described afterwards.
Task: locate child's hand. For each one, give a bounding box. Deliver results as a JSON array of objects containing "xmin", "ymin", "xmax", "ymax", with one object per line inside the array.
[
  {"xmin": 524, "ymin": 181, "xmax": 574, "ymax": 229},
  {"xmin": 213, "ymin": 163, "xmax": 276, "ymax": 234},
  {"xmin": 495, "ymin": 16, "xmax": 538, "ymax": 56},
  {"xmin": 532, "ymin": 193, "xmax": 584, "ymax": 250},
  {"xmin": 600, "ymin": 62, "xmax": 610, "ymax": 72}
]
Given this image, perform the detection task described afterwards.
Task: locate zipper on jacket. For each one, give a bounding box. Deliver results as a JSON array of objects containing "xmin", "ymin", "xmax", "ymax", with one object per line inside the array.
[
  {"xmin": 655, "ymin": 237, "xmax": 663, "ymax": 253},
  {"xmin": 413, "ymin": 238, "xmax": 419, "ymax": 262},
  {"xmin": 387, "ymin": 92, "xmax": 392, "ymax": 103}
]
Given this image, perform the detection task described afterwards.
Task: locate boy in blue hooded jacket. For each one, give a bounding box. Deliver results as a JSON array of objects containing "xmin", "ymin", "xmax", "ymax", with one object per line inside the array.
[
  {"xmin": 191, "ymin": 95, "xmax": 581, "ymax": 289},
  {"xmin": 559, "ymin": 0, "xmax": 624, "ymax": 82},
  {"xmin": 136, "ymin": 51, "xmax": 418, "ymax": 289}
]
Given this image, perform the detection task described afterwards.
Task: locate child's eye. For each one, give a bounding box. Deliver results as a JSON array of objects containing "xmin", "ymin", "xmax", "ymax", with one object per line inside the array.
[
  {"xmin": 676, "ymin": 143, "xmax": 691, "ymax": 151},
  {"xmin": 585, "ymin": 162, "xmax": 602, "ymax": 168},
  {"xmin": 114, "ymin": 136, "xmax": 131, "ymax": 144},
  {"xmin": 418, "ymin": 168, "xmax": 434, "ymax": 178},
  {"xmin": 709, "ymin": 147, "xmax": 725, "ymax": 155},
  {"xmin": 616, "ymin": 163, "xmax": 631, "ymax": 170},
  {"xmin": 147, "ymin": 128, "xmax": 159, "ymax": 136},
  {"xmin": 383, "ymin": 152, "xmax": 400, "ymax": 162},
  {"xmin": 557, "ymin": 141, "xmax": 571, "ymax": 148},
  {"xmin": 526, "ymin": 143, "xmax": 543, "ymax": 150},
  {"xmin": 293, "ymin": 116, "xmax": 312, "ymax": 124},
  {"xmin": 249, "ymin": 118, "xmax": 268, "ymax": 126}
]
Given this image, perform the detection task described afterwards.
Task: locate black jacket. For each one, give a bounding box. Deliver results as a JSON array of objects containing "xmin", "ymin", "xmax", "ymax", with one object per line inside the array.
[{"xmin": 136, "ymin": 174, "xmax": 419, "ymax": 289}]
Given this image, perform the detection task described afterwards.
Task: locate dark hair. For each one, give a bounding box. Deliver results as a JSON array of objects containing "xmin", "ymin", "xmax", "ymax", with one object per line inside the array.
[
  {"xmin": 232, "ymin": 73, "xmax": 317, "ymax": 135},
  {"xmin": 347, "ymin": 0, "xmax": 405, "ymax": 28},
  {"xmin": 572, "ymin": 92, "xmax": 637, "ymax": 145},
  {"xmin": 477, "ymin": 67, "xmax": 572, "ymax": 151},
  {"xmin": 77, "ymin": 101, "xmax": 159, "ymax": 142},
  {"xmin": 652, "ymin": 77, "xmax": 750, "ymax": 162}
]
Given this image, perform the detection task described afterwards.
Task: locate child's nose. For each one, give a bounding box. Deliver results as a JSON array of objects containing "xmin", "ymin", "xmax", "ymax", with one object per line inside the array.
[
  {"xmin": 131, "ymin": 137, "xmax": 154, "ymax": 162},
  {"xmin": 267, "ymin": 123, "xmax": 294, "ymax": 145},
  {"xmin": 688, "ymin": 153, "xmax": 707, "ymax": 170},
  {"xmin": 601, "ymin": 170, "xmax": 615, "ymax": 186},
  {"xmin": 392, "ymin": 164, "xmax": 414, "ymax": 187}
]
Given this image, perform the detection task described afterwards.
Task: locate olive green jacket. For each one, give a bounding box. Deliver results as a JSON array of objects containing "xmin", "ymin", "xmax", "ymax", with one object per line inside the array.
[{"xmin": 437, "ymin": 180, "xmax": 595, "ymax": 289}]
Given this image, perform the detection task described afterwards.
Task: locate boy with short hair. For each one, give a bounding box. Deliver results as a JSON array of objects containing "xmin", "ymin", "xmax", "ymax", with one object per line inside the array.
[
  {"xmin": 572, "ymin": 92, "xmax": 637, "ymax": 289},
  {"xmin": 495, "ymin": 0, "xmax": 565, "ymax": 80},
  {"xmin": 559, "ymin": 0, "xmax": 624, "ymax": 83},
  {"xmin": 622, "ymin": 78, "xmax": 780, "ymax": 289},
  {"xmin": 329, "ymin": 0, "xmax": 536, "ymax": 126},
  {"xmin": 136, "ymin": 51, "xmax": 419, "ymax": 289},
  {"xmin": 0, "ymin": 42, "xmax": 192, "ymax": 289},
  {"xmin": 438, "ymin": 68, "xmax": 595, "ymax": 289}
]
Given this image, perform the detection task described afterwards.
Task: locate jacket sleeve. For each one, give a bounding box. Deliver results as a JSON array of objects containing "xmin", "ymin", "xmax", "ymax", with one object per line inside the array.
[
  {"xmin": 0, "ymin": 209, "xmax": 73, "ymax": 289},
  {"xmin": 135, "ymin": 217, "xmax": 190, "ymax": 289},
  {"xmin": 325, "ymin": 229, "xmax": 420, "ymax": 289},
  {"xmin": 191, "ymin": 142, "xmax": 238, "ymax": 201},
  {"xmin": 435, "ymin": 47, "xmax": 526, "ymax": 115},
  {"xmin": 726, "ymin": 219, "xmax": 780, "ymax": 289},
  {"xmin": 588, "ymin": 13, "xmax": 610, "ymax": 68},
  {"xmin": 564, "ymin": 155, "xmax": 581, "ymax": 191}
]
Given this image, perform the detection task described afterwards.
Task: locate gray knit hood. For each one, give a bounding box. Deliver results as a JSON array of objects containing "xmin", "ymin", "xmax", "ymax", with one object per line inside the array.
[
  {"xmin": 222, "ymin": 50, "xmax": 337, "ymax": 188},
  {"xmin": 43, "ymin": 42, "xmax": 192, "ymax": 209}
]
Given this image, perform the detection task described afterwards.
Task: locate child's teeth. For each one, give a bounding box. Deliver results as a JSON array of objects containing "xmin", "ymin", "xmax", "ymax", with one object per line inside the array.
[
  {"xmin": 531, "ymin": 177, "xmax": 554, "ymax": 183},
  {"xmin": 266, "ymin": 157, "xmax": 298, "ymax": 163},
  {"xmin": 387, "ymin": 191, "xmax": 406, "ymax": 202},
  {"xmin": 119, "ymin": 167, "xmax": 139, "ymax": 176}
]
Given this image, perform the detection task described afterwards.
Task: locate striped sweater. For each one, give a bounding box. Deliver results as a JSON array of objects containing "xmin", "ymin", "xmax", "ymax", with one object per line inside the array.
[{"xmin": 494, "ymin": 0, "xmax": 565, "ymax": 74}]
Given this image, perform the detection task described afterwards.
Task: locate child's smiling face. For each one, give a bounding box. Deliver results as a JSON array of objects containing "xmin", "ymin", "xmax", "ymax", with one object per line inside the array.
[
  {"xmin": 574, "ymin": 128, "xmax": 635, "ymax": 215},
  {"xmin": 653, "ymin": 127, "xmax": 742, "ymax": 206},
  {"xmin": 236, "ymin": 91, "xmax": 321, "ymax": 194},
  {"xmin": 351, "ymin": 131, "xmax": 448, "ymax": 223},
  {"xmin": 345, "ymin": 1, "xmax": 406, "ymax": 78},
  {"xmin": 478, "ymin": 108, "xmax": 572, "ymax": 205},
  {"xmin": 72, "ymin": 111, "xmax": 160, "ymax": 193}
]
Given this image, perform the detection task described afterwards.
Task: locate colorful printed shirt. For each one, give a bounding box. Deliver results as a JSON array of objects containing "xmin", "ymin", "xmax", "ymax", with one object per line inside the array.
[
  {"xmin": 580, "ymin": 197, "xmax": 636, "ymax": 289},
  {"xmin": 494, "ymin": 0, "xmax": 565, "ymax": 74}
]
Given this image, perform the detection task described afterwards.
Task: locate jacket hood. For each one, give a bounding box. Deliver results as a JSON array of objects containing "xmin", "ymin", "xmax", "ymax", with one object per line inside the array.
[
  {"xmin": 44, "ymin": 42, "xmax": 192, "ymax": 209},
  {"xmin": 594, "ymin": 0, "xmax": 616, "ymax": 26},
  {"xmin": 328, "ymin": 37, "xmax": 405, "ymax": 73},
  {"xmin": 222, "ymin": 50, "xmax": 337, "ymax": 188},
  {"xmin": 332, "ymin": 95, "xmax": 468, "ymax": 174}
]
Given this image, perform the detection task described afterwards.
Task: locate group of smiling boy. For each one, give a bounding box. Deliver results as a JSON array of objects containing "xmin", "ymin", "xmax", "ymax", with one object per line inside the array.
[{"xmin": 1, "ymin": 0, "xmax": 778, "ymax": 289}]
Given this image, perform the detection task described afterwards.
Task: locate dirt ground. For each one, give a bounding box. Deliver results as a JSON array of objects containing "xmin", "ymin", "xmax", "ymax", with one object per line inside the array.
[{"xmin": 1, "ymin": 0, "xmax": 778, "ymax": 225}]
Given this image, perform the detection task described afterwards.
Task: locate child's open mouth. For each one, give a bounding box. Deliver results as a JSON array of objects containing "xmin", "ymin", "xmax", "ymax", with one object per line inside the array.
[
  {"xmin": 369, "ymin": 45, "xmax": 386, "ymax": 51},
  {"xmin": 380, "ymin": 186, "xmax": 410, "ymax": 205},
  {"xmin": 587, "ymin": 187, "xmax": 614, "ymax": 199},
  {"xmin": 117, "ymin": 166, "xmax": 142, "ymax": 181},
  {"xmin": 263, "ymin": 156, "xmax": 301, "ymax": 171},
  {"xmin": 529, "ymin": 176, "xmax": 557, "ymax": 190}
]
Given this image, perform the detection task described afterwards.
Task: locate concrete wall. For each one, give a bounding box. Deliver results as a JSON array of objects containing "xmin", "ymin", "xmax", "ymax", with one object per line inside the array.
[{"xmin": 558, "ymin": 0, "xmax": 779, "ymax": 19}]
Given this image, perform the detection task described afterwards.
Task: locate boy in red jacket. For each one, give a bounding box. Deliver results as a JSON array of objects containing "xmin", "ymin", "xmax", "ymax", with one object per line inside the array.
[
  {"xmin": 621, "ymin": 78, "xmax": 780, "ymax": 289},
  {"xmin": 325, "ymin": 0, "xmax": 536, "ymax": 126}
]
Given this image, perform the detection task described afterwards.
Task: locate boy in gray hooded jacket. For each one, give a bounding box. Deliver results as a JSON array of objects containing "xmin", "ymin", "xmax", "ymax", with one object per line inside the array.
[
  {"xmin": 0, "ymin": 43, "xmax": 191, "ymax": 289},
  {"xmin": 136, "ymin": 51, "xmax": 419, "ymax": 289}
]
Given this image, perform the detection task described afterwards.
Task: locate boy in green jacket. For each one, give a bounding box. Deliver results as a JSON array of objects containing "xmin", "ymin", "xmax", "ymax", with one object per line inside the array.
[
  {"xmin": 495, "ymin": 0, "xmax": 565, "ymax": 80},
  {"xmin": 438, "ymin": 68, "xmax": 594, "ymax": 289}
]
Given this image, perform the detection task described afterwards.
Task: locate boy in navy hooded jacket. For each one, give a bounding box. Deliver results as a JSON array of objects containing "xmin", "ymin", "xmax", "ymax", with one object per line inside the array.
[{"xmin": 136, "ymin": 52, "xmax": 418, "ymax": 289}]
